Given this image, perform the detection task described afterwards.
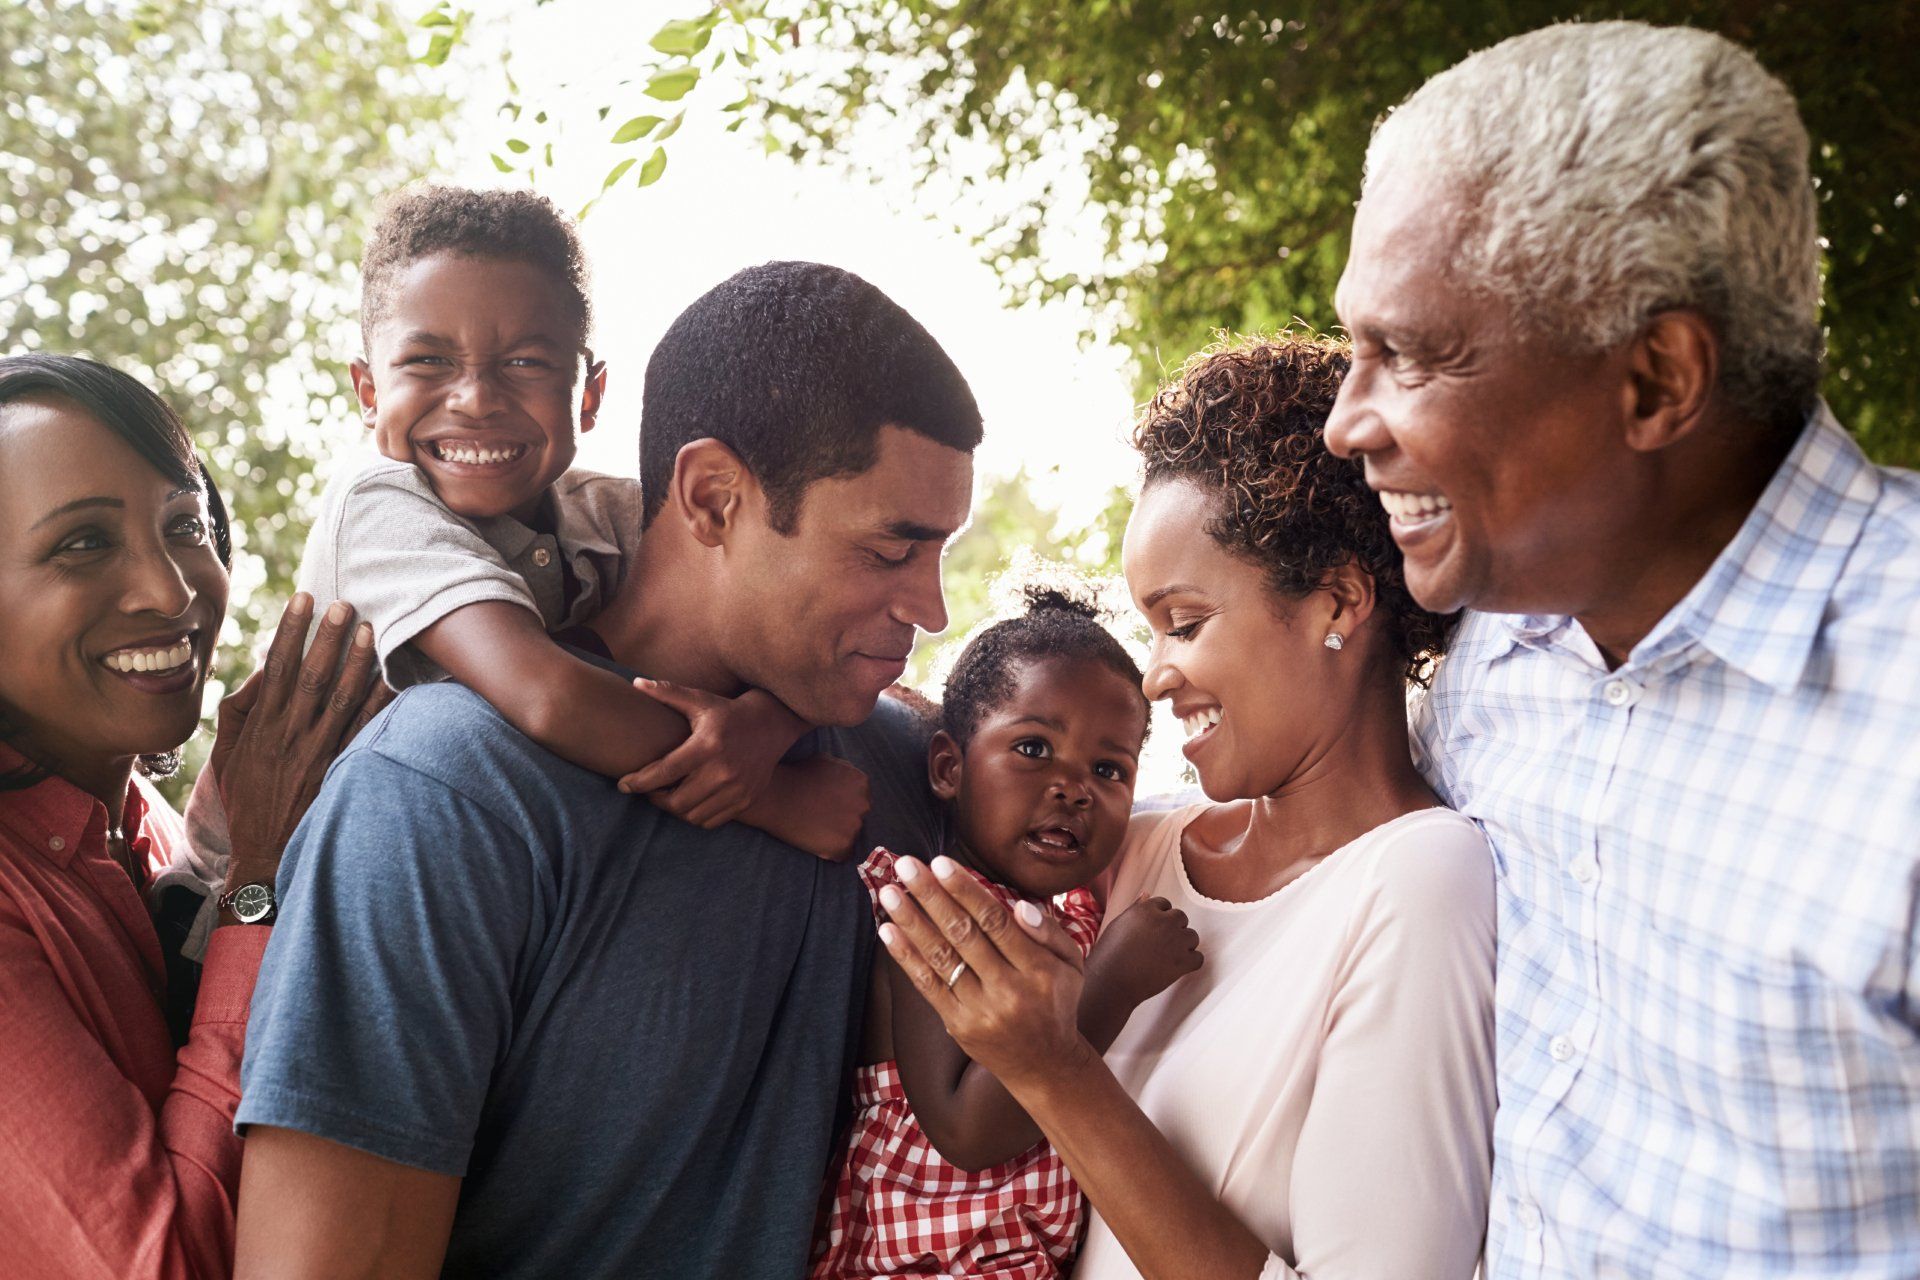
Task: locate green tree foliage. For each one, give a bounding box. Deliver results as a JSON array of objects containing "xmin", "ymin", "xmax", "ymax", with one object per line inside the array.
[
  {"xmin": 1, "ymin": 0, "xmax": 450, "ymax": 796},
  {"xmin": 756, "ymin": 1, "xmax": 1918, "ymax": 462}
]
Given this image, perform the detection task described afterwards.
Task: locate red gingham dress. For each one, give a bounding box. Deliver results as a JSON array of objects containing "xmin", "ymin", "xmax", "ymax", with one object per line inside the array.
[{"xmin": 810, "ymin": 846, "xmax": 1105, "ymax": 1279}]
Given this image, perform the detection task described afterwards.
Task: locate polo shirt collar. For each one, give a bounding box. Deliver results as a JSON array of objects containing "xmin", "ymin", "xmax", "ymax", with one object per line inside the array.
[
  {"xmin": 0, "ymin": 745, "xmax": 145, "ymax": 869},
  {"xmin": 1492, "ymin": 401, "xmax": 1879, "ymax": 690}
]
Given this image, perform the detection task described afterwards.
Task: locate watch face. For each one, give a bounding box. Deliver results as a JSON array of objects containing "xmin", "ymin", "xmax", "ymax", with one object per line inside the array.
[{"xmin": 232, "ymin": 882, "xmax": 274, "ymax": 924}]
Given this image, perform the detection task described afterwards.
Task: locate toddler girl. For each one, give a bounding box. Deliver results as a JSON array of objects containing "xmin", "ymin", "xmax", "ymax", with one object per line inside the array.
[{"xmin": 813, "ymin": 585, "xmax": 1204, "ymax": 1278}]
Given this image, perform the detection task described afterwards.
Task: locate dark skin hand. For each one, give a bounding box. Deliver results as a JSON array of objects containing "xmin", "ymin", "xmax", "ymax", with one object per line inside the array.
[
  {"xmin": 210, "ymin": 593, "xmax": 393, "ymax": 922},
  {"xmin": 417, "ymin": 601, "xmax": 869, "ymax": 860},
  {"xmin": 880, "ymin": 857, "xmax": 1270, "ymax": 1280},
  {"xmin": 880, "ymin": 888, "xmax": 1201, "ymax": 1171}
]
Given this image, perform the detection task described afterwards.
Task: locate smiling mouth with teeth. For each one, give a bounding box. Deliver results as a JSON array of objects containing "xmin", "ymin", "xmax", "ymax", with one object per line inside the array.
[
  {"xmin": 1378, "ymin": 490, "xmax": 1454, "ymax": 523},
  {"xmin": 429, "ymin": 440, "xmax": 531, "ymax": 467},
  {"xmin": 1181, "ymin": 707, "xmax": 1222, "ymax": 739},
  {"xmin": 102, "ymin": 638, "xmax": 194, "ymax": 674}
]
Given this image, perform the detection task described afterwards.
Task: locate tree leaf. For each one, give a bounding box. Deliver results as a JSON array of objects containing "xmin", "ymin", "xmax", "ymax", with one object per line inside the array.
[
  {"xmin": 504, "ymin": 137, "xmax": 529, "ymax": 153},
  {"xmin": 416, "ymin": 8, "xmax": 452, "ymax": 27},
  {"xmin": 422, "ymin": 32, "xmax": 453, "ymax": 66},
  {"xmin": 637, "ymin": 147, "xmax": 667, "ymax": 187},
  {"xmin": 611, "ymin": 114, "xmax": 662, "ymax": 143},
  {"xmin": 601, "ymin": 157, "xmax": 636, "ymax": 190},
  {"xmin": 649, "ymin": 17, "xmax": 712, "ymax": 57},
  {"xmin": 653, "ymin": 111, "xmax": 684, "ymax": 143},
  {"xmin": 490, "ymin": 152, "xmax": 512, "ymax": 173},
  {"xmin": 645, "ymin": 67, "xmax": 700, "ymax": 101}
]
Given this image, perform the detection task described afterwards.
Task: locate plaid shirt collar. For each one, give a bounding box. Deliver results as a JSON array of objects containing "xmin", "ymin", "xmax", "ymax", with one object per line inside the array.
[{"xmin": 1489, "ymin": 402, "xmax": 1880, "ymax": 691}]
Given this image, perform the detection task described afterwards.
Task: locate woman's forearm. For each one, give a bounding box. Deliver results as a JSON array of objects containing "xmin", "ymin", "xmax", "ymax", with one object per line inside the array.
[{"xmin": 1015, "ymin": 1042, "xmax": 1276, "ymax": 1280}]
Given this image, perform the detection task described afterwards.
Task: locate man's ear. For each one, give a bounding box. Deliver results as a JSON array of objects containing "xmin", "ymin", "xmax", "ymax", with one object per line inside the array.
[
  {"xmin": 669, "ymin": 438, "xmax": 754, "ymax": 549},
  {"xmin": 927, "ymin": 729, "xmax": 964, "ymax": 802},
  {"xmin": 349, "ymin": 358, "xmax": 378, "ymax": 429},
  {"xmin": 1322, "ymin": 560, "xmax": 1377, "ymax": 635},
  {"xmin": 1624, "ymin": 309, "xmax": 1718, "ymax": 453},
  {"xmin": 579, "ymin": 355, "xmax": 607, "ymax": 436}
]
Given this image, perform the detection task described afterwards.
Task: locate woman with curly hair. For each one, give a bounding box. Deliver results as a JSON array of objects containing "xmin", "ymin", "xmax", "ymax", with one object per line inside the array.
[{"xmin": 869, "ymin": 334, "xmax": 1496, "ymax": 1279}]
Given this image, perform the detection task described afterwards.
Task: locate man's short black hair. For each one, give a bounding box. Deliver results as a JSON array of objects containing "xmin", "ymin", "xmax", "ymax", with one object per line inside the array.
[
  {"xmin": 359, "ymin": 185, "xmax": 592, "ymax": 354},
  {"xmin": 639, "ymin": 261, "xmax": 983, "ymax": 530}
]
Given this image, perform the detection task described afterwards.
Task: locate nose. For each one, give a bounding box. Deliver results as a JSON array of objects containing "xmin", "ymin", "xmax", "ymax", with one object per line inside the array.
[
  {"xmin": 1048, "ymin": 772, "xmax": 1093, "ymax": 808},
  {"xmin": 121, "ymin": 539, "xmax": 195, "ymax": 622},
  {"xmin": 1323, "ymin": 365, "xmax": 1391, "ymax": 461},
  {"xmin": 891, "ymin": 551, "xmax": 949, "ymax": 636},
  {"xmin": 1141, "ymin": 639, "xmax": 1182, "ymax": 703},
  {"xmin": 446, "ymin": 362, "xmax": 508, "ymax": 420}
]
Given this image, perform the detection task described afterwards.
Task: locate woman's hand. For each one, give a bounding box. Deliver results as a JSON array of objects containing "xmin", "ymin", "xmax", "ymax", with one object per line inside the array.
[
  {"xmin": 211, "ymin": 594, "xmax": 392, "ymax": 892},
  {"xmin": 877, "ymin": 855, "xmax": 1097, "ymax": 1089}
]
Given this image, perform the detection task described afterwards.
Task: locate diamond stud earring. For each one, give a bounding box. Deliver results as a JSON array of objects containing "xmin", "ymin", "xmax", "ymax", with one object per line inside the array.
[{"xmin": 1323, "ymin": 633, "xmax": 1344, "ymax": 651}]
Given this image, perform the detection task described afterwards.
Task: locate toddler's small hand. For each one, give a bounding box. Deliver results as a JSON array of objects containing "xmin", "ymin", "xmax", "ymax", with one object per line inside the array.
[
  {"xmin": 1087, "ymin": 896, "xmax": 1203, "ymax": 1009},
  {"xmin": 620, "ymin": 677, "xmax": 787, "ymax": 828}
]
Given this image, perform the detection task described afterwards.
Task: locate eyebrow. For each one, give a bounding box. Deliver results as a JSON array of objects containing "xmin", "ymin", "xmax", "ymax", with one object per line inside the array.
[
  {"xmin": 394, "ymin": 330, "xmax": 567, "ymax": 351},
  {"xmin": 1140, "ymin": 583, "xmax": 1205, "ymax": 609},
  {"xmin": 880, "ymin": 519, "xmax": 958, "ymax": 543},
  {"xmin": 31, "ymin": 496, "xmax": 121, "ymax": 529}
]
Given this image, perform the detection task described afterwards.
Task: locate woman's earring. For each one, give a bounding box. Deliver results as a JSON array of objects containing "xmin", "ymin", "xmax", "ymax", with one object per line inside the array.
[{"xmin": 1323, "ymin": 633, "xmax": 1344, "ymax": 651}]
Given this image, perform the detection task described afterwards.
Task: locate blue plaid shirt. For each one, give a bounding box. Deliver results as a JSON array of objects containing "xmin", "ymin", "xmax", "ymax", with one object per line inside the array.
[{"xmin": 1416, "ymin": 404, "xmax": 1920, "ymax": 1279}]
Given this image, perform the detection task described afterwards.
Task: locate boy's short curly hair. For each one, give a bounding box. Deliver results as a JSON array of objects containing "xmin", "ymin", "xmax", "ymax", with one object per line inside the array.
[
  {"xmin": 359, "ymin": 185, "xmax": 592, "ymax": 354},
  {"xmin": 1132, "ymin": 333, "xmax": 1456, "ymax": 687},
  {"xmin": 942, "ymin": 580, "xmax": 1148, "ymax": 747}
]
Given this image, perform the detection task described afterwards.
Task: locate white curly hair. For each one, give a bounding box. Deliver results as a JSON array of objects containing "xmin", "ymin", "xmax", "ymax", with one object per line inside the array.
[{"xmin": 1363, "ymin": 21, "xmax": 1823, "ymax": 434}]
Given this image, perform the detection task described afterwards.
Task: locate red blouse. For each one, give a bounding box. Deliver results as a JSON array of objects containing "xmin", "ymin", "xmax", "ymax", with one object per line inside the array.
[{"xmin": 0, "ymin": 752, "xmax": 268, "ymax": 1279}]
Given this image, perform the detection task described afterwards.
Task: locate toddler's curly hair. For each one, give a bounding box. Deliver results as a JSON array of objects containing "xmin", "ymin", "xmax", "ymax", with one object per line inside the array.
[
  {"xmin": 942, "ymin": 577, "xmax": 1147, "ymax": 747},
  {"xmin": 1132, "ymin": 333, "xmax": 1456, "ymax": 686}
]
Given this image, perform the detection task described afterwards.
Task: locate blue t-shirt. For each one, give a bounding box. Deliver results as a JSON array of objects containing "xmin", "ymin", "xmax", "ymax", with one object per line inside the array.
[{"xmin": 237, "ymin": 662, "xmax": 940, "ymax": 1279}]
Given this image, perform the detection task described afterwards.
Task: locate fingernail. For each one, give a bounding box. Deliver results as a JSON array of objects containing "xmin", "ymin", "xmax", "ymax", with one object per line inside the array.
[
  {"xmin": 879, "ymin": 885, "xmax": 904, "ymax": 911},
  {"xmin": 289, "ymin": 592, "xmax": 313, "ymax": 615},
  {"xmin": 931, "ymin": 856, "xmax": 959, "ymax": 881},
  {"xmin": 1017, "ymin": 901, "xmax": 1044, "ymax": 927},
  {"xmin": 354, "ymin": 622, "xmax": 373, "ymax": 648},
  {"xmin": 895, "ymin": 859, "xmax": 920, "ymax": 883},
  {"xmin": 878, "ymin": 923, "xmax": 898, "ymax": 946},
  {"xmin": 327, "ymin": 600, "xmax": 351, "ymax": 623}
]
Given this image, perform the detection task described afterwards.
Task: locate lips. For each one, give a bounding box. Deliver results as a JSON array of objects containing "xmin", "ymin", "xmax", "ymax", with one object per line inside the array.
[
  {"xmin": 1022, "ymin": 823, "xmax": 1087, "ymax": 865},
  {"xmin": 1174, "ymin": 702, "xmax": 1222, "ymax": 760},
  {"xmin": 1377, "ymin": 488, "xmax": 1453, "ymax": 527},
  {"xmin": 99, "ymin": 631, "xmax": 201, "ymax": 694}
]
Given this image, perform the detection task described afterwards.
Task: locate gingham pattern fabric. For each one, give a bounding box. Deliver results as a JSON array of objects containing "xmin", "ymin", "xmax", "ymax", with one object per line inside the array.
[
  {"xmin": 1414, "ymin": 405, "xmax": 1920, "ymax": 1280},
  {"xmin": 810, "ymin": 847, "xmax": 1104, "ymax": 1279}
]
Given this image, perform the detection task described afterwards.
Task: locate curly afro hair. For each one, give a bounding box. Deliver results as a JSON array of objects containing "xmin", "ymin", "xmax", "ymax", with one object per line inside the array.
[
  {"xmin": 1132, "ymin": 333, "xmax": 1456, "ymax": 687},
  {"xmin": 359, "ymin": 185, "xmax": 592, "ymax": 354},
  {"xmin": 942, "ymin": 579, "xmax": 1148, "ymax": 748}
]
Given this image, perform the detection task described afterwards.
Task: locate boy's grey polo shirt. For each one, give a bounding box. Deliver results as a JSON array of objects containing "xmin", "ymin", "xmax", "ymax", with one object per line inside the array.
[
  {"xmin": 237, "ymin": 661, "xmax": 941, "ymax": 1280},
  {"xmin": 298, "ymin": 455, "xmax": 642, "ymax": 687}
]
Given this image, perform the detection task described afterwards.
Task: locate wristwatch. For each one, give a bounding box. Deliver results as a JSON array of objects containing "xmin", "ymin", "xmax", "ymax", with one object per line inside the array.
[{"xmin": 219, "ymin": 880, "xmax": 278, "ymax": 925}]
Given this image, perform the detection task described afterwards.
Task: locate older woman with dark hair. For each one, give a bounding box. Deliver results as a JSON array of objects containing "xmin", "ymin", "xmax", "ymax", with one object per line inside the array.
[
  {"xmin": 872, "ymin": 335, "xmax": 1496, "ymax": 1279},
  {"xmin": 0, "ymin": 354, "xmax": 387, "ymax": 1279}
]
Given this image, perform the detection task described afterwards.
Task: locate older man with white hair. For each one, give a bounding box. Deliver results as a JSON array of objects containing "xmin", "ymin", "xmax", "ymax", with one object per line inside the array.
[{"xmin": 1327, "ymin": 20, "xmax": 1920, "ymax": 1280}]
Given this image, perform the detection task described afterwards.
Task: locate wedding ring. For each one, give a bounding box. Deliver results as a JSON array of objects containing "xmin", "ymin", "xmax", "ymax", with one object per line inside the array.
[{"xmin": 944, "ymin": 959, "xmax": 968, "ymax": 988}]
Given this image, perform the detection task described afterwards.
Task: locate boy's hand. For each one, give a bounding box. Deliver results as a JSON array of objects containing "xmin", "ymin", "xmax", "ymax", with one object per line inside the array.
[
  {"xmin": 1084, "ymin": 896, "xmax": 1203, "ymax": 1012},
  {"xmin": 744, "ymin": 755, "xmax": 872, "ymax": 862},
  {"xmin": 619, "ymin": 680, "xmax": 794, "ymax": 829}
]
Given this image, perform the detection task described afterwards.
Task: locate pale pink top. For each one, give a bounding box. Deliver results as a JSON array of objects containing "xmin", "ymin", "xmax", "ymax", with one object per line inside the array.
[{"xmin": 1074, "ymin": 805, "xmax": 1496, "ymax": 1280}]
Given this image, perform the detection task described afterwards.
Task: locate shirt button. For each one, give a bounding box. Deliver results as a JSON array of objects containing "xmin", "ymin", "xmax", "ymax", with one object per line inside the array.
[
  {"xmin": 1549, "ymin": 1035, "xmax": 1576, "ymax": 1062},
  {"xmin": 1601, "ymin": 677, "xmax": 1638, "ymax": 707},
  {"xmin": 531, "ymin": 547, "xmax": 553, "ymax": 568},
  {"xmin": 1516, "ymin": 1199, "xmax": 1543, "ymax": 1232},
  {"xmin": 1569, "ymin": 854, "xmax": 1598, "ymax": 884},
  {"xmin": 47, "ymin": 835, "xmax": 65, "ymax": 852}
]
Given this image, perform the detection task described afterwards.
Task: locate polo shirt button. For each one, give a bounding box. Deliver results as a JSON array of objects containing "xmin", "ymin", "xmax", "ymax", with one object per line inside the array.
[
  {"xmin": 1602, "ymin": 677, "xmax": 1638, "ymax": 707},
  {"xmin": 1549, "ymin": 1034, "xmax": 1576, "ymax": 1062},
  {"xmin": 1570, "ymin": 854, "xmax": 1598, "ymax": 883},
  {"xmin": 532, "ymin": 548, "xmax": 553, "ymax": 568},
  {"xmin": 48, "ymin": 835, "xmax": 65, "ymax": 852},
  {"xmin": 1516, "ymin": 1199, "xmax": 1543, "ymax": 1232}
]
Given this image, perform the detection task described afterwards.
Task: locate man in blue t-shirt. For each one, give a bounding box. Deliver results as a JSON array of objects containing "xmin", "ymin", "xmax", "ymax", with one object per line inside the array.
[{"xmin": 233, "ymin": 261, "xmax": 981, "ymax": 1279}]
